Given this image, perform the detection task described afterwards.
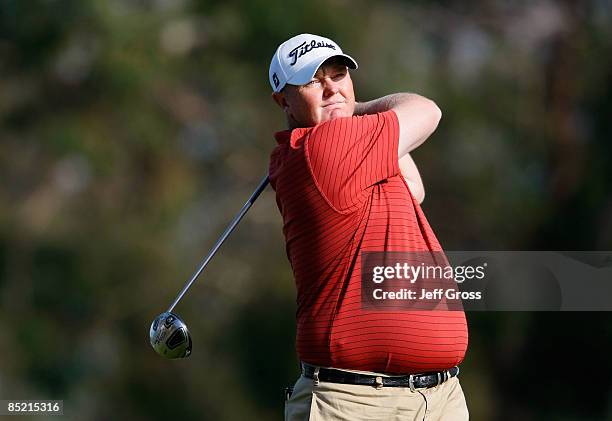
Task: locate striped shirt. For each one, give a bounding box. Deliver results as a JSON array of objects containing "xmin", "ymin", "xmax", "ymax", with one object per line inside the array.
[{"xmin": 269, "ymin": 110, "xmax": 468, "ymax": 374}]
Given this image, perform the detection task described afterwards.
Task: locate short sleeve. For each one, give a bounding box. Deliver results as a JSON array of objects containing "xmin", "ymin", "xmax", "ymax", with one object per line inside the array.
[{"xmin": 305, "ymin": 110, "xmax": 400, "ymax": 211}]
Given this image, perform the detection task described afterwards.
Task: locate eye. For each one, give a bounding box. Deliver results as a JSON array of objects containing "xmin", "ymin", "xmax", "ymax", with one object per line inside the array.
[
  {"xmin": 332, "ymin": 71, "xmax": 346, "ymax": 81},
  {"xmin": 306, "ymin": 79, "xmax": 321, "ymax": 86}
]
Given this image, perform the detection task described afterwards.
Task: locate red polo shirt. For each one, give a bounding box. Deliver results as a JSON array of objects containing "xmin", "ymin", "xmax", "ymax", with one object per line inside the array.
[{"xmin": 269, "ymin": 111, "xmax": 468, "ymax": 374}]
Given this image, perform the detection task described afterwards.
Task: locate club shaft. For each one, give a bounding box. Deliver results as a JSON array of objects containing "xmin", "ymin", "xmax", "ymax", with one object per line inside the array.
[{"xmin": 167, "ymin": 175, "xmax": 270, "ymax": 313}]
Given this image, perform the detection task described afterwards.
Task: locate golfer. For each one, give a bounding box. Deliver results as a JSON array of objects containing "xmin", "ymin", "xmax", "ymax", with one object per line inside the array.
[{"xmin": 268, "ymin": 34, "xmax": 469, "ymax": 420}]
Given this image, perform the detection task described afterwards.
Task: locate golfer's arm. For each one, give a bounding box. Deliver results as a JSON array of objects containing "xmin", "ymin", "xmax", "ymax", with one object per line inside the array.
[
  {"xmin": 354, "ymin": 93, "xmax": 442, "ymax": 159},
  {"xmin": 399, "ymin": 153, "xmax": 425, "ymax": 204}
]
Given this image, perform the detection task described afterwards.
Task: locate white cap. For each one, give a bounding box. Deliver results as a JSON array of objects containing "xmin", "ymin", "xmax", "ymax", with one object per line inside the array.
[{"xmin": 269, "ymin": 33, "xmax": 358, "ymax": 93}]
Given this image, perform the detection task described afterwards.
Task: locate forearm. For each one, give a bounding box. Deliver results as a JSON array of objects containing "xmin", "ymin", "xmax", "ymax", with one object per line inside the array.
[{"xmin": 354, "ymin": 93, "xmax": 422, "ymax": 116}]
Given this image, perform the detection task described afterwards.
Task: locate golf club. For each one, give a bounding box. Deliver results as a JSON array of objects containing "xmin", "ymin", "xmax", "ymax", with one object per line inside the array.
[{"xmin": 149, "ymin": 175, "xmax": 270, "ymax": 359}]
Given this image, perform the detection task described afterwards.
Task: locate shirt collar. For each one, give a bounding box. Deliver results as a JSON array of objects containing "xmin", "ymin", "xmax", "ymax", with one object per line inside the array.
[{"xmin": 274, "ymin": 127, "xmax": 310, "ymax": 147}]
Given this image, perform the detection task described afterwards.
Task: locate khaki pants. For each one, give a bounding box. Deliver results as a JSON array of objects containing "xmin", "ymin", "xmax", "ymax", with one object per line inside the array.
[{"xmin": 285, "ymin": 373, "xmax": 469, "ymax": 421}]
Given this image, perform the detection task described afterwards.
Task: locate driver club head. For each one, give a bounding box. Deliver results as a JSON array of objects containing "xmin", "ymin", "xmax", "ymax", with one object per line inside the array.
[{"xmin": 149, "ymin": 312, "xmax": 192, "ymax": 359}]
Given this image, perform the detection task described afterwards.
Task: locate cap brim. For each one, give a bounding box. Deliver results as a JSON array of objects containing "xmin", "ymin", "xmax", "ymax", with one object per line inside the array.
[{"xmin": 286, "ymin": 54, "xmax": 358, "ymax": 87}]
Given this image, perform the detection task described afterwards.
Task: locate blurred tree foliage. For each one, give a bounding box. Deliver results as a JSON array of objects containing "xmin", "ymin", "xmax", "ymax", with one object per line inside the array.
[{"xmin": 1, "ymin": 0, "xmax": 611, "ymax": 420}]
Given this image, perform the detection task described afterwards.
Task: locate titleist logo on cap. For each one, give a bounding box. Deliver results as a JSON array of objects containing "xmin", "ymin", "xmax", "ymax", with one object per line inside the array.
[{"xmin": 288, "ymin": 40, "xmax": 337, "ymax": 66}]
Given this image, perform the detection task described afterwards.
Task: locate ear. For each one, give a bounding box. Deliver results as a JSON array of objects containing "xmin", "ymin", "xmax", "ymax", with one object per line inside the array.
[{"xmin": 272, "ymin": 91, "xmax": 289, "ymax": 110}]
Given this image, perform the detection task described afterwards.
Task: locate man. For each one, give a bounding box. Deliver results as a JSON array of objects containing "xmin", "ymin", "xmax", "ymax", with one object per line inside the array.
[{"xmin": 268, "ymin": 33, "xmax": 469, "ymax": 420}]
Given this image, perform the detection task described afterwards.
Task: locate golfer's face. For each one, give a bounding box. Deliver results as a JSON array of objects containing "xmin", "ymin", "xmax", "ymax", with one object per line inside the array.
[{"xmin": 283, "ymin": 61, "xmax": 355, "ymax": 128}]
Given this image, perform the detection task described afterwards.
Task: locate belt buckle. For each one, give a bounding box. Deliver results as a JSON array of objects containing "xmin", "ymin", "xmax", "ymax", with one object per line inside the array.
[
  {"xmin": 313, "ymin": 367, "xmax": 320, "ymax": 386},
  {"xmin": 375, "ymin": 376, "xmax": 383, "ymax": 390},
  {"xmin": 408, "ymin": 374, "xmax": 416, "ymax": 392}
]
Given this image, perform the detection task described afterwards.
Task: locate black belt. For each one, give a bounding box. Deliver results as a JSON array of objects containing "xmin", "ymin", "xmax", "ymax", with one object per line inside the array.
[{"xmin": 302, "ymin": 363, "xmax": 459, "ymax": 391}]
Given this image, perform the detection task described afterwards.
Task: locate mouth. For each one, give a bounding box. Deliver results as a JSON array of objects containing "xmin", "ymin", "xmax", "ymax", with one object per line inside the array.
[{"xmin": 323, "ymin": 101, "xmax": 345, "ymax": 109}]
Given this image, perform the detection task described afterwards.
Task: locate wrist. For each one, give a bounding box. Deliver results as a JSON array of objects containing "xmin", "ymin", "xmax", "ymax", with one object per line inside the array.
[{"xmin": 354, "ymin": 101, "xmax": 367, "ymax": 116}]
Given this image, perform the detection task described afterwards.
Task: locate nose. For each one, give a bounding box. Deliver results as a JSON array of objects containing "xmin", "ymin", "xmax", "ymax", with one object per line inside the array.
[{"xmin": 322, "ymin": 78, "xmax": 340, "ymax": 97}]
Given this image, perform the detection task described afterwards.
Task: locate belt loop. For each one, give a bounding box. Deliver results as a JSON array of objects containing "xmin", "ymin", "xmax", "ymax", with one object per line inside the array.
[
  {"xmin": 313, "ymin": 367, "xmax": 320, "ymax": 386},
  {"xmin": 436, "ymin": 372, "xmax": 441, "ymax": 386},
  {"xmin": 375, "ymin": 376, "xmax": 383, "ymax": 390},
  {"xmin": 408, "ymin": 374, "xmax": 416, "ymax": 392}
]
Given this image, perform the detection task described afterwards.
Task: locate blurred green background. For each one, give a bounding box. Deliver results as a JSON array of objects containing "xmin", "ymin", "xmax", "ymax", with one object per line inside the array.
[{"xmin": 1, "ymin": 0, "xmax": 611, "ymax": 419}]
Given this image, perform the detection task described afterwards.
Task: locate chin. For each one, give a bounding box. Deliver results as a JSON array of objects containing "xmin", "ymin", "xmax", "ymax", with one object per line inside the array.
[{"xmin": 324, "ymin": 110, "xmax": 351, "ymax": 122}]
